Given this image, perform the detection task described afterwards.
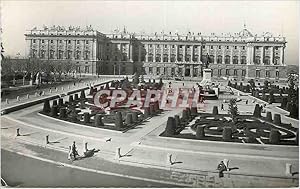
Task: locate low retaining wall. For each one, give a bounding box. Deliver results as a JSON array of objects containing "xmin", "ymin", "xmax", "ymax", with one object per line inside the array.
[{"xmin": 1, "ymin": 80, "xmax": 113, "ymax": 115}]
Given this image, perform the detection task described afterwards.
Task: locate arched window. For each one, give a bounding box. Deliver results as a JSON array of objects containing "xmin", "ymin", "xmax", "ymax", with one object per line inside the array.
[
  {"xmin": 178, "ymin": 54, "xmax": 183, "ymax": 62},
  {"xmin": 156, "ymin": 67, "xmax": 161, "ymax": 75},
  {"xmin": 193, "ymin": 55, "xmax": 199, "ymax": 62},
  {"xmin": 217, "ymin": 55, "xmax": 222, "ymax": 64},
  {"xmin": 241, "ymin": 56, "xmax": 246, "ymax": 64},
  {"xmin": 264, "ymin": 56, "xmax": 270, "ymax": 65},
  {"xmin": 148, "ymin": 54, "xmax": 153, "ymax": 62},
  {"xmin": 225, "ymin": 55, "xmax": 230, "ymax": 64},
  {"xmin": 255, "ymin": 56, "xmax": 260, "ymax": 64},
  {"xmin": 155, "ymin": 54, "xmax": 161, "ymax": 62},
  {"xmin": 233, "ymin": 56, "xmax": 238, "ymax": 64},
  {"xmin": 163, "ymin": 54, "xmax": 168, "ymax": 62},
  {"xmin": 274, "ymin": 56, "xmax": 280, "ymax": 65},
  {"xmin": 186, "ymin": 54, "xmax": 191, "ymax": 62},
  {"xmin": 170, "ymin": 54, "xmax": 176, "ymax": 62},
  {"xmin": 209, "ymin": 55, "xmax": 214, "ymax": 63}
]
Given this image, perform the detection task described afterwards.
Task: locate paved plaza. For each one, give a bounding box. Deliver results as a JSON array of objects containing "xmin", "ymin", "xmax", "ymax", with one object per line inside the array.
[{"xmin": 1, "ymin": 78, "xmax": 299, "ymax": 187}]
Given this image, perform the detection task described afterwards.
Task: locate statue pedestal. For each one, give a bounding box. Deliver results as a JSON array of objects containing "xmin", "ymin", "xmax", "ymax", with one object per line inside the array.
[{"xmin": 200, "ymin": 69, "xmax": 212, "ymax": 86}]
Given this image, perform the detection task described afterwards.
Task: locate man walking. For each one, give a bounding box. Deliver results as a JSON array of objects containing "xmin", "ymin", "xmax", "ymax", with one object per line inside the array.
[{"xmin": 72, "ymin": 141, "xmax": 78, "ymax": 160}]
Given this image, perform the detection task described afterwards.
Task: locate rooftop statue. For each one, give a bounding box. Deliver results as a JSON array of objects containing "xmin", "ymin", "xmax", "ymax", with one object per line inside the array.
[
  {"xmin": 68, "ymin": 26, "xmax": 75, "ymax": 31},
  {"xmin": 32, "ymin": 26, "xmax": 37, "ymax": 30},
  {"xmin": 86, "ymin": 25, "xmax": 93, "ymax": 31}
]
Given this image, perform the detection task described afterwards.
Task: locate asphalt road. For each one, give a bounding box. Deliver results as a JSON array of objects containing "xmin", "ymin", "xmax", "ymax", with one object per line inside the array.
[{"xmin": 1, "ymin": 149, "xmax": 177, "ymax": 187}]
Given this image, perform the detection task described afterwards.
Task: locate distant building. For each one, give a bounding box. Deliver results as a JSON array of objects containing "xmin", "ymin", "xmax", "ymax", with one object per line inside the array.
[{"xmin": 25, "ymin": 25, "xmax": 287, "ymax": 82}]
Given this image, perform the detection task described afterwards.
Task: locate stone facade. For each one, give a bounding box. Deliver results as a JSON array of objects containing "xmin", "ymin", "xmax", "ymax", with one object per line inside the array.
[{"xmin": 25, "ymin": 25, "xmax": 287, "ymax": 82}]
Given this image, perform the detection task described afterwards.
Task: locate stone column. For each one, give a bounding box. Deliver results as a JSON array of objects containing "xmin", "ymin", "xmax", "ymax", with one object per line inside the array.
[
  {"xmin": 92, "ymin": 40, "xmax": 97, "ymax": 61},
  {"xmin": 129, "ymin": 43, "xmax": 133, "ymax": 61},
  {"xmin": 168, "ymin": 45, "xmax": 171, "ymax": 62},
  {"xmin": 153, "ymin": 44, "xmax": 156, "ymax": 62},
  {"xmin": 247, "ymin": 45, "xmax": 254, "ymax": 65},
  {"xmin": 222, "ymin": 48, "xmax": 225, "ymax": 64},
  {"xmin": 183, "ymin": 45, "xmax": 186, "ymax": 62},
  {"xmin": 161, "ymin": 44, "xmax": 163, "ymax": 62},
  {"xmin": 270, "ymin": 46, "xmax": 273, "ymax": 65},
  {"xmin": 138, "ymin": 45, "xmax": 141, "ymax": 62},
  {"xmin": 214, "ymin": 49, "xmax": 217, "ymax": 64},
  {"xmin": 238, "ymin": 48, "xmax": 241, "ymax": 64},
  {"xmin": 260, "ymin": 46, "xmax": 264, "ymax": 65},
  {"xmin": 190, "ymin": 65, "xmax": 193, "ymax": 77},
  {"xmin": 198, "ymin": 45, "xmax": 201, "ymax": 62},
  {"xmin": 145, "ymin": 44, "xmax": 149, "ymax": 62},
  {"xmin": 230, "ymin": 47, "xmax": 233, "ymax": 64},
  {"xmin": 175, "ymin": 45, "xmax": 178, "ymax": 62},
  {"xmin": 280, "ymin": 46, "xmax": 284, "ymax": 65},
  {"xmin": 191, "ymin": 45, "xmax": 194, "ymax": 62}
]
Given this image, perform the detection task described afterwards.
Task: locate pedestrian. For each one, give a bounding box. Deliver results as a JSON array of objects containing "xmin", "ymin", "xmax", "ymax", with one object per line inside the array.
[
  {"xmin": 217, "ymin": 161, "xmax": 227, "ymax": 178},
  {"xmin": 245, "ymin": 99, "xmax": 248, "ymax": 104},
  {"xmin": 221, "ymin": 103, "xmax": 224, "ymax": 111},
  {"xmin": 72, "ymin": 141, "xmax": 78, "ymax": 160}
]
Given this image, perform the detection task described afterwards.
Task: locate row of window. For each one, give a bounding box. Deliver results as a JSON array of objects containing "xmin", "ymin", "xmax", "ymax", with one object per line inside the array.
[
  {"xmin": 147, "ymin": 44, "xmax": 246, "ymax": 50},
  {"xmin": 254, "ymin": 56, "xmax": 280, "ymax": 65},
  {"xmin": 255, "ymin": 46, "xmax": 279, "ymax": 50},
  {"xmin": 76, "ymin": 65, "xmax": 90, "ymax": 74},
  {"xmin": 146, "ymin": 67, "xmax": 280, "ymax": 78},
  {"xmin": 255, "ymin": 70, "xmax": 280, "ymax": 78},
  {"xmin": 146, "ymin": 54, "xmax": 247, "ymax": 64},
  {"xmin": 32, "ymin": 39, "xmax": 90, "ymax": 45},
  {"xmin": 33, "ymin": 50, "xmax": 90, "ymax": 60}
]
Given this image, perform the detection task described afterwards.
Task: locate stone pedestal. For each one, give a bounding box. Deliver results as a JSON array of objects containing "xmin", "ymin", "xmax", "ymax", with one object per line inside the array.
[{"xmin": 200, "ymin": 69, "xmax": 212, "ymax": 86}]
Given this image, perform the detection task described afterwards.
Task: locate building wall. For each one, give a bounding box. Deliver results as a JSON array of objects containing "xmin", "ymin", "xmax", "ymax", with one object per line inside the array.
[{"xmin": 25, "ymin": 27, "xmax": 287, "ymax": 81}]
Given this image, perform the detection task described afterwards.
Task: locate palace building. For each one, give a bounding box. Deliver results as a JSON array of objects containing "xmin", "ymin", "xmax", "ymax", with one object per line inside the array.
[{"xmin": 25, "ymin": 25, "xmax": 287, "ymax": 82}]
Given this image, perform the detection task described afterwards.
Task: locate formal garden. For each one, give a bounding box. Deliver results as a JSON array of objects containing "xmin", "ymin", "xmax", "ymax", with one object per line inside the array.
[
  {"xmin": 162, "ymin": 99, "xmax": 298, "ymax": 146},
  {"xmin": 40, "ymin": 75, "xmax": 165, "ymax": 132},
  {"xmin": 228, "ymin": 77, "xmax": 299, "ymax": 120}
]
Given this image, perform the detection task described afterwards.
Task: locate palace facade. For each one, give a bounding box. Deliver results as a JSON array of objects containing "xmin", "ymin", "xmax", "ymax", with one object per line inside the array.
[{"xmin": 25, "ymin": 25, "xmax": 287, "ymax": 82}]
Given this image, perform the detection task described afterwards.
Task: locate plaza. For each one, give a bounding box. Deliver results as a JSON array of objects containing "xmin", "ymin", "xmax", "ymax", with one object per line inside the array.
[{"xmin": 1, "ymin": 76, "xmax": 299, "ymax": 187}]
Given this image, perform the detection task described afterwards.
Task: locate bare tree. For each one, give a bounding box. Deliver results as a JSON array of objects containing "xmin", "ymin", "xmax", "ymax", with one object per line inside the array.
[{"xmin": 63, "ymin": 60, "xmax": 76, "ymax": 78}]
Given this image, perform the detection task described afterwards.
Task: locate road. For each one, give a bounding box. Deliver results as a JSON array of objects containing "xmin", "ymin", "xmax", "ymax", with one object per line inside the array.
[{"xmin": 1, "ymin": 149, "xmax": 177, "ymax": 188}]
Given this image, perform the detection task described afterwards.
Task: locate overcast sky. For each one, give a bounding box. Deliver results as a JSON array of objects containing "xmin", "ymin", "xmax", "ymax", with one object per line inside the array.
[{"xmin": 1, "ymin": 1, "xmax": 299, "ymax": 65}]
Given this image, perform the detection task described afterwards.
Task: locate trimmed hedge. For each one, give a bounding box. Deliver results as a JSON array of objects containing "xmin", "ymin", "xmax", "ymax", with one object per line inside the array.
[
  {"xmin": 222, "ymin": 127, "xmax": 232, "ymax": 142},
  {"xmin": 115, "ymin": 112, "xmax": 123, "ymax": 128},
  {"xmin": 165, "ymin": 117, "xmax": 176, "ymax": 136},
  {"xmin": 269, "ymin": 129, "xmax": 281, "ymax": 144},
  {"xmin": 212, "ymin": 106, "xmax": 219, "ymax": 115},
  {"xmin": 196, "ymin": 126, "xmax": 205, "ymax": 139}
]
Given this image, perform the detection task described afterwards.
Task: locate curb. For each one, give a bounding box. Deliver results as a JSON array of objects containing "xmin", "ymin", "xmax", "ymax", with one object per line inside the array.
[{"xmin": 37, "ymin": 112, "xmax": 122, "ymax": 134}]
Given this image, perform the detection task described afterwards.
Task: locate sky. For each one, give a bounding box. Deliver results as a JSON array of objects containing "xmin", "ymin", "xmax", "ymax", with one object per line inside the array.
[{"xmin": 1, "ymin": 0, "xmax": 299, "ymax": 65}]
